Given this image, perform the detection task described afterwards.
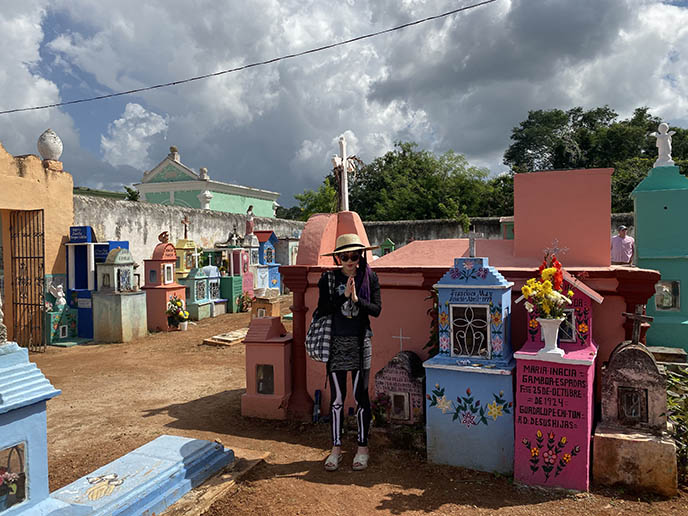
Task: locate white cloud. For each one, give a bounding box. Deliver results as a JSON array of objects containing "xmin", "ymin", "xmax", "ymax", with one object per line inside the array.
[{"xmin": 100, "ymin": 103, "xmax": 168, "ymax": 169}]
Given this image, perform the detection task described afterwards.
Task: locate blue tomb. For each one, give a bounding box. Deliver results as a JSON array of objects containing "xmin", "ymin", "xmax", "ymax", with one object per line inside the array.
[
  {"xmin": 0, "ymin": 341, "xmax": 61, "ymax": 515},
  {"xmin": 424, "ymin": 257, "xmax": 516, "ymax": 474},
  {"xmin": 66, "ymin": 226, "xmax": 128, "ymax": 339},
  {"xmin": 255, "ymin": 230, "xmax": 281, "ymax": 292}
]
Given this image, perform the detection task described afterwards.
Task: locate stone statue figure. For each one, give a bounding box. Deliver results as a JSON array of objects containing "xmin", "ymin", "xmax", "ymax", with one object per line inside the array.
[
  {"xmin": 245, "ymin": 205, "xmax": 255, "ymax": 236},
  {"xmin": 650, "ymin": 122, "xmax": 676, "ymax": 167},
  {"xmin": 158, "ymin": 231, "xmax": 170, "ymax": 244},
  {"xmin": 48, "ymin": 284, "xmax": 67, "ymax": 308}
]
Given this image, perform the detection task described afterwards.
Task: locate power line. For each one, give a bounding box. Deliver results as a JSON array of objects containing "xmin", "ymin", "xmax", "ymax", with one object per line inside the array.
[{"xmin": 0, "ymin": 0, "xmax": 496, "ymax": 116}]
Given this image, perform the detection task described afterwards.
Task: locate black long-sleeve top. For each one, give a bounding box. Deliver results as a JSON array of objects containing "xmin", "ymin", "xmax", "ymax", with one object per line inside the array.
[{"xmin": 317, "ymin": 268, "xmax": 381, "ymax": 337}]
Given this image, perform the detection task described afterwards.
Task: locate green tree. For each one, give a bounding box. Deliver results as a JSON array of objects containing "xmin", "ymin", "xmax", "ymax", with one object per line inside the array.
[
  {"xmin": 293, "ymin": 177, "xmax": 338, "ymax": 220},
  {"xmin": 480, "ymin": 173, "xmax": 514, "ymax": 217},
  {"xmin": 124, "ymin": 186, "xmax": 140, "ymax": 201},
  {"xmin": 349, "ymin": 142, "xmax": 489, "ymax": 227},
  {"xmin": 504, "ymin": 106, "xmax": 688, "ymax": 211},
  {"xmin": 275, "ymin": 205, "xmax": 303, "ymax": 220}
]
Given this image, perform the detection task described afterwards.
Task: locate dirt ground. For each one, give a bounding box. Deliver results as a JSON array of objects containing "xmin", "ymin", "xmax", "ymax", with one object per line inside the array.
[{"xmin": 33, "ymin": 298, "xmax": 688, "ymax": 515}]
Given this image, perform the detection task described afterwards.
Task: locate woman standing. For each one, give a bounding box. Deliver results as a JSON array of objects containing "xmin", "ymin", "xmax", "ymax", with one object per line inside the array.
[{"xmin": 319, "ymin": 234, "xmax": 381, "ymax": 472}]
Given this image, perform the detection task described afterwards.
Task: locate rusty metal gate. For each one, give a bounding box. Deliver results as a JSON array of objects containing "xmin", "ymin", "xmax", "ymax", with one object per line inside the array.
[{"xmin": 10, "ymin": 210, "xmax": 45, "ymax": 352}]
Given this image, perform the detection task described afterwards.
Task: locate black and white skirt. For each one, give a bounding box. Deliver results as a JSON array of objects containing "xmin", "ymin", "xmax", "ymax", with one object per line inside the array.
[{"xmin": 329, "ymin": 331, "xmax": 372, "ymax": 371}]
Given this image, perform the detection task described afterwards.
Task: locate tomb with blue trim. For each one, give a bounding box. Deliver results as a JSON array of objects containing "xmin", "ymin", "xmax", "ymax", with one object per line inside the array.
[{"xmin": 424, "ymin": 257, "xmax": 515, "ymax": 474}]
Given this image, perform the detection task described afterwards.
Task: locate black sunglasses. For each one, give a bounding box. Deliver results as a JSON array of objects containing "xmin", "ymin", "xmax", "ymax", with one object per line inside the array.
[{"xmin": 338, "ymin": 252, "xmax": 361, "ymax": 262}]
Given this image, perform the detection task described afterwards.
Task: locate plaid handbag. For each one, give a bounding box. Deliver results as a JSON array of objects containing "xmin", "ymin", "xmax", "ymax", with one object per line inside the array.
[{"xmin": 305, "ymin": 271, "xmax": 335, "ymax": 362}]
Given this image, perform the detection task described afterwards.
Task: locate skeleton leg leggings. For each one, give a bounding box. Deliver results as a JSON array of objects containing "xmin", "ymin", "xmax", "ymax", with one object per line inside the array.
[{"xmin": 329, "ymin": 369, "xmax": 372, "ymax": 447}]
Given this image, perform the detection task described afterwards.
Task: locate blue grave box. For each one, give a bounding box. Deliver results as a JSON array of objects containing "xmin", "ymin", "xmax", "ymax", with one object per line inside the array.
[
  {"xmin": 179, "ymin": 268, "xmax": 211, "ymax": 321},
  {"xmin": 0, "ymin": 342, "xmax": 61, "ymax": 514},
  {"xmin": 424, "ymin": 257, "xmax": 515, "ymax": 474}
]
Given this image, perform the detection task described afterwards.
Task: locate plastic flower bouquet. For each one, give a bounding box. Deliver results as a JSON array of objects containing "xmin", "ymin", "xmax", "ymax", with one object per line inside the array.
[
  {"xmin": 166, "ymin": 295, "xmax": 189, "ymax": 326},
  {"xmin": 521, "ymin": 254, "xmax": 573, "ymax": 319},
  {"xmin": 0, "ymin": 467, "xmax": 19, "ymax": 497}
]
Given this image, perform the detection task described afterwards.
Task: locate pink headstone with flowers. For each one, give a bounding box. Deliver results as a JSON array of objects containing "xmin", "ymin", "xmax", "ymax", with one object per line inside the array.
[{"xmin": 514, "ymin": 258, "xmax": 603, "ymax": 491}]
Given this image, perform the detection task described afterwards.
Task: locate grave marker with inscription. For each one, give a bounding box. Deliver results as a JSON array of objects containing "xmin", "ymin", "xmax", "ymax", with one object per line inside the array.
[
  {"xmin": 424, "ymin": 257, "xmax": 515, "ymax": 474},
  {"xmin": 514, "ymin": 272, "xmax": 602, "ymax": 491}
]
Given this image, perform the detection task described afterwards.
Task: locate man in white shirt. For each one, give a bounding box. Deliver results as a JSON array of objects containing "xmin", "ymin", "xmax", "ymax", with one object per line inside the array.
[{"xmin": 611, "ymin": 225, "xmax": 635, "ymax": 265}]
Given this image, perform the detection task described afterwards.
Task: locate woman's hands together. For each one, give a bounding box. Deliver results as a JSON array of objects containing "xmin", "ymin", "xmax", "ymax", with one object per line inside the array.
[{"xmin": 345, "ymin": 276, "xmax": 358, "ymax": 303}]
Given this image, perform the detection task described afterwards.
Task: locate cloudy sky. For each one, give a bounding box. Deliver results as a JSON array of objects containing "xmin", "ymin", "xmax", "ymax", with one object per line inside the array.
[{"xmin": 1, "ymin": 0, "xmax": 687, "ymax": 207}]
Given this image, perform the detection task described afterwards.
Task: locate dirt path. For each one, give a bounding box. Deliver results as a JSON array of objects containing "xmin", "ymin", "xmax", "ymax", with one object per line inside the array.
[{"xmin": 32, "ymin": 299, "xmax": 688, "ymax": 515}]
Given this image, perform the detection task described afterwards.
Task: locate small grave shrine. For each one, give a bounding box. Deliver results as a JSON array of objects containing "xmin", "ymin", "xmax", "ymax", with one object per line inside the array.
[
  {"xmin": 0, "ymin": 336, "xmax": 61, "ymax": 514},
  {"xmin": 175, "ymin": 238, "xmax": 198, "ymax": 280},
  {"xmin": 220, "ymin": 248, "xmax": 252, "ymax": 313},
  {"xmin": 179, "ymin": 268, "xmax": 211, "ymax": 321},
  {"xmin": 424, "ymin": 257, "xmax": 515, "ymax": 474},
  {"xmin": 374, "ymin": 351, "xmax": 424, "ymax": 425},
  {"xmin": 592, "ymin": 309, "xmax": 677, "ymax": 496},
  {"xmin": 379, "ymin": 238, "xmax": 396, "ymax": 256},
  {"xmin": 251, "ymin": 296, "xmax": 280, "ymax": 319},
  {"xmin": 514, "ymin": 269, "xmax": 602, "ymax": 491},
  {"xmin": 254, "ymin": 230, "xmax": 281, "ymax": 293},
  {"xmin": 44, "ymin": 280, "xmax": 78, "ymax": 347},
  {"xmin": 92, "ymin": 248, "xmax": 148, "ymax": 343},
  {"xmin": 241, "ymin": 316, "xmax": 293, "ymax": 420},
  {"xmin": 141, "ymin": 236, "xmax": 186, "ymax": 331},
  {"xmin": 201, "ymin": 265, "xmax": 227, "ymax": 316},
  {"xmin": 65, "ymin": 226, "xmax": 128, "ymax": 339}
]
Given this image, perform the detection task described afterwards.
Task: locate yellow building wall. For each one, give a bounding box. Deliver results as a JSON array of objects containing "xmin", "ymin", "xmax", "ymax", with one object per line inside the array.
[{"xmin": 0, "ymin": 142, "xmax": 74, "ymax": 341}]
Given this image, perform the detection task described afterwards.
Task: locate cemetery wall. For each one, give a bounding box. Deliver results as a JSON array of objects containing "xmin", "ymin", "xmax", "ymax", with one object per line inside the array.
[
  {"xmin": 73, "ymin": 195, "xmax": 635, "ymax": 265},
  {"xmin": 73, "ymin": 195, "xmax": 304, "ymax": 267}
]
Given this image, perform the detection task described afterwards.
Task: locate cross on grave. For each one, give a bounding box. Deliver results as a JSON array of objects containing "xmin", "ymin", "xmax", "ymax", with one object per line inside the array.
[
  {"xmin": 543, "ymin": 238, "xmax": 569, "ymax": 258},
  {"xmin": 181, "ymin": 216, "xmax": 190, "ymax": 240},
  {"xmin": 622, "ymin": 305, "xmax": 654, "ymax": 346},
  {"xmin": 468, "ymin": 231, "xmax": 484, "ymax": 258},
  {"xmin": 392, "ymin": 328, "xmax": 411, "ymax": 352},
  {"xmin": 331, "ymin": 136, "xmax": 356, "ymax": 212},
  {"xmin": 191, "ymin": 248, "xmax": 202, "ymax": 269}
]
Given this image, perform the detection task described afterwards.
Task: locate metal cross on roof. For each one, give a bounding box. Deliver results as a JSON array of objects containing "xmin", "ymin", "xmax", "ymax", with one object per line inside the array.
[
  {"xmin": 467, "ymin": 231, "xmax": 484, "ymax": 258},
  {"xmin": 621, "ymin": 305, "xmax": 654, "ymax": 346}
]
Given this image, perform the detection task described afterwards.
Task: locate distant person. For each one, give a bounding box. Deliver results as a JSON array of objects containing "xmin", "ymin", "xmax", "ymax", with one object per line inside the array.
[
  {"xmin": 318, "ymin": 234, "xmax": 381, "ymax": 472},
  {"xmin": 611, "ymin": 225, "xmax": 634, "ymax": 265}
]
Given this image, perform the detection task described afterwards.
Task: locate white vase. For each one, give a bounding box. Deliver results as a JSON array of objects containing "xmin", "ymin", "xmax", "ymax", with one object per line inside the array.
[
  {"xmin": 536, "ymin": 317, "xmax": 565, "ymax": 357},
  {"xmin": 37, "ymin": 128, "xmax": 63, "ymax": 161},
  {"xmin": 179, "ymin": 321, "xmax": 188, "ymax": 331}
]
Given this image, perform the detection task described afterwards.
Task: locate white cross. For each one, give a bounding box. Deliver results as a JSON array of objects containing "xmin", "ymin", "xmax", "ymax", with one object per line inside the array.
[
  {"xmin": 467, "ymin": 231, "xmax": 484, "ymax": 258},
  {"xmin": 392, "ymin": 328, "xmax": 411, "ymax": 352},
  {"xmin": 331, "ymin": 136, "xmax": 355, "ymax": 212}
]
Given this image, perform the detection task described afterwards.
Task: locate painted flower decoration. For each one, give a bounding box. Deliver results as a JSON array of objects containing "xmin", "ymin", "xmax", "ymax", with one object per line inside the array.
[
  {"xmin": 562, "ymin": 453, "xmax": 572, "ymax": 464},
  {"xmin": 476, "ymin": 267, "xmax": 488, "ymax": 279},
  {"xmin": 438, "ymin": 312, "xmax": 449, "ymax": 327},
  {"xmin": 542, "ymin": 449, "xmax": 557, "ymax": 465},
  {"xmin": 463, "ymin": 260, "xmax": 474, "ymax": 270},
  {"xmin": 461, "ymin": 411, "xmax": 476, "ymax": 428},
  {"xmin": 491, "ymin": 311, "xmax": 502, "ymax": 325},
  {"xmin": 436, "ymin": 396, "xmax": 452, "ymax": 414},
  {"xmin": 449, "ymin": 268, "xmax": 461, "ymax": 280},
  {"xmin": 439, "ymin": 335, "xmax": 450, "ymax": 351},
  {"xmin": 536, "ymin": 430, "xmax": 543, "ymax": 439},
  {"xmin": 492, "ymin": 335, "xmax": 503, "ymax": 354},
  {"xmin": 578, "ymin": 322, "xmax": 589, "ymax": 334},
  {"xmin": 530, "ymin": 447, "xmax": 539, "ymax": 458},
  {"xmin": 487, "ymin": 401, "xmax": 503, "ymax": 421},
  {"xmin": 559, "ymin": 436, "xmax": 567, "ymax": 446},
  {"xmin": 529, "ymin": 319, "xmax": 539, "ymax": 329}
]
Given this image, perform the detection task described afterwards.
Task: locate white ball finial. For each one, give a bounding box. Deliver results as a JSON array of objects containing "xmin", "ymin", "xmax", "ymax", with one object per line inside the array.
[{"xmin": 37, "ymin": 129, "xmax": 63, "ymax": 161}]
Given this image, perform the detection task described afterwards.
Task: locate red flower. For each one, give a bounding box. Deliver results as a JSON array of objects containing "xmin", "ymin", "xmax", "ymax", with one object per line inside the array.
[
  {"xmin": 466, "ymin": 388, "xmax": 471, "ymax": 395},
  {"xmin": 426, "ymin": 394, "xmax": 431, "ymax": 400},
  {"xmin": 508, "ymin": 402, "xmax": 513, "ymax": 407}
]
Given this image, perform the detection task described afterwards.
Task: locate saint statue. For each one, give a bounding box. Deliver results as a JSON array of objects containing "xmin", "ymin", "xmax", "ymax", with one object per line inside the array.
[
  {"xmin": 245, "ymin": 205, "xmax": 255, "ymax": 236},
  {"xmin": 650, "ymin": 122, "xmax": 676, "ymax": 167}
]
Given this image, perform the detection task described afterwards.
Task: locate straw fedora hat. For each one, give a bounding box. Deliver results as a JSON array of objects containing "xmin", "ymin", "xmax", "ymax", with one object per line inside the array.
[{"xmin": 322, "ymin": 233, "xmax": 379, "ymax": 256}]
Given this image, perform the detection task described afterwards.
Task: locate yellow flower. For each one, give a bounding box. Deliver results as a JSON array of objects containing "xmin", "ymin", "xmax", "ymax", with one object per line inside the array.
[
  {"xmin": 487, "ymin": 401, "xmax": 503, "ymax": 421},
  {"xmin": 531, "ymin": 447, "xmax": 539, "ymax": 458},
  {"xmin": 536, "ymin": 430, "xmax": 543, "ymax": 439},
  {"xmin": 529, "ymin": 319, "xmax": 539, "ymax": 329},
  {"xmin": 563, "ymin": 453, "xmax": 571, "ymax": 464},
  {"xmin": 567, "ymin": 290, "xmax": 574, "ymax": 298},
  {"xmin": 541, "ymin": 267, "xmax": 557, "ymax": 282},
  {"xmin": 559, "ymin": 436, "xmax": 567, "ymax": 446},
  {"xmin": 578, "ymin": 323, "xmax": 589, "ymax": 334},
  {"xmin": 521, "ymin": 285, "xmax": 533, "ymax": 297},
  {"xmin": 436, "ymin": 396, "xmax": 452, "ymax": 414}
]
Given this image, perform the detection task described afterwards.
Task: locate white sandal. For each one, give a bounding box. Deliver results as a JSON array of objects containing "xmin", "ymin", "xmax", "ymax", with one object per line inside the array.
[
  {"xmin": 352, "ymin": 453, "xmax": 369, "ymax": 471},
  {"xmin": 324, "ymin": 453, "xmax": 343, "ymax": 472}
]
